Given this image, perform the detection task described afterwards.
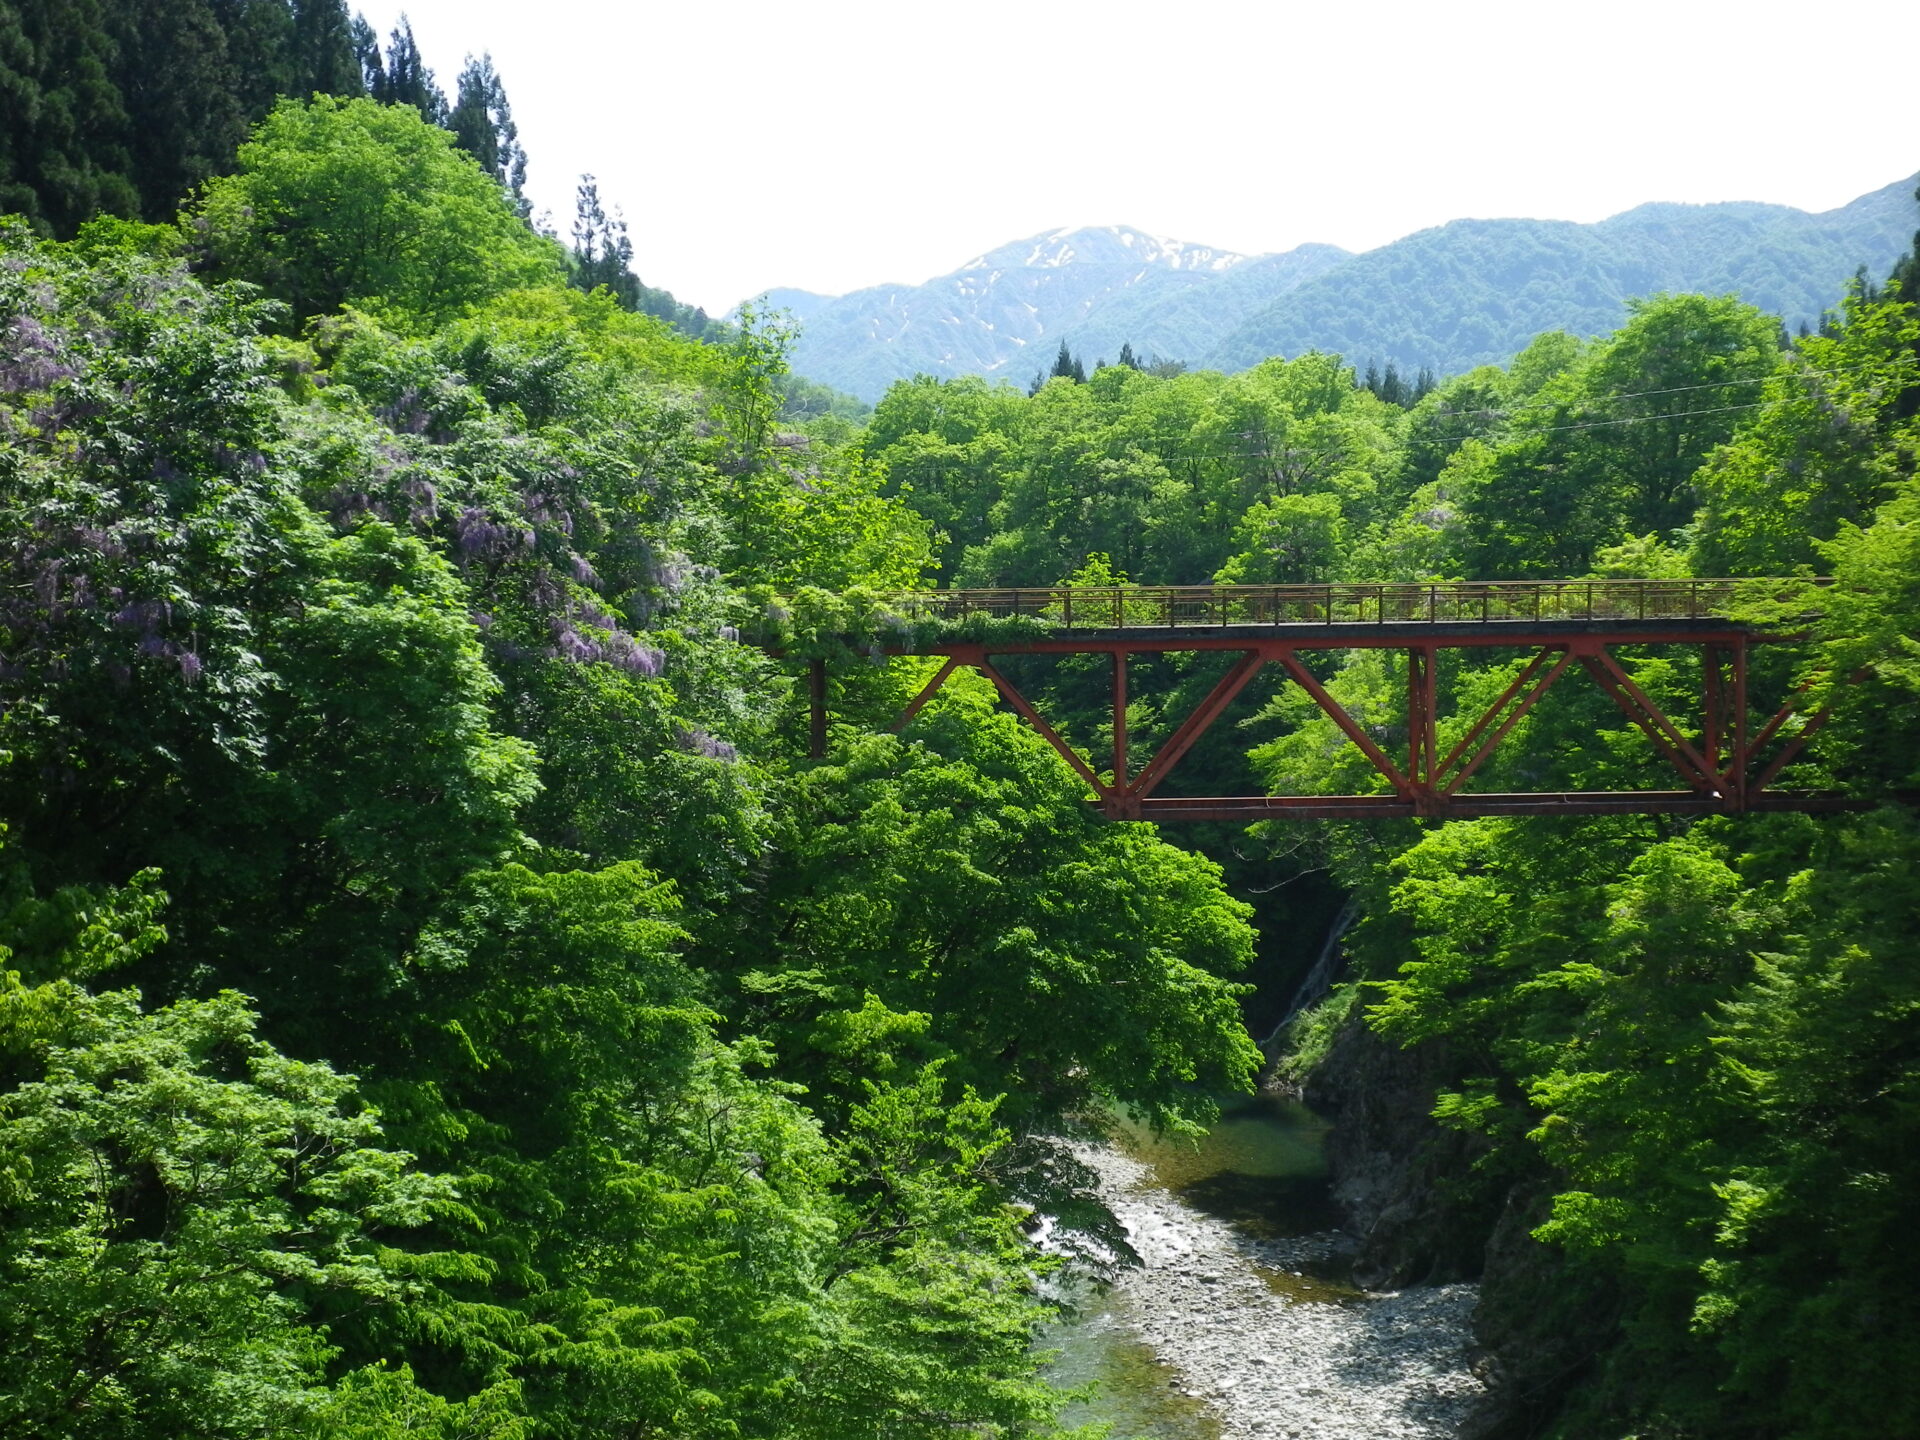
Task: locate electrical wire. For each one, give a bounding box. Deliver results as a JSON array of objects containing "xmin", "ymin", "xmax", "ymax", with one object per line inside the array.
[
  {"xmin": 892, "ymin": 399, "xmax": 1782, "ymax": 476},
  {"xmin": 877, "ymin": 349, "xmax": 1910, "ymax": 482},
  {"xmin": 890, "ymin": 355, "xmax": 1886, "ymax": 464}
]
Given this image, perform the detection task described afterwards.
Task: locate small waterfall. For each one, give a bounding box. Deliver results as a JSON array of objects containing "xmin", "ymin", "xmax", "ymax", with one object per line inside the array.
[{"xmin": 1260, "ymin": 900, "xmax": 1356, "ymax": 1049}]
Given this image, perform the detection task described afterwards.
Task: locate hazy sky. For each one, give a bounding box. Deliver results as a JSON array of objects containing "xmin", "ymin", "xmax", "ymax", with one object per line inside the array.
[{"xmin": 362, "ymin": 0, "xmax": 1920, "ymax": 315}]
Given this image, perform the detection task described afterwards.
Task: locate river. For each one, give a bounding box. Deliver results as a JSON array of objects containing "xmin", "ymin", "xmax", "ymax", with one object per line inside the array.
[{"xmin": 1036, "ymin": 1093, "xmax": 1485, "ymax": 1439}]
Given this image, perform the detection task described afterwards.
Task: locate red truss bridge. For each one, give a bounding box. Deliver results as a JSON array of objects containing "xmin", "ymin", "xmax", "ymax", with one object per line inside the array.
[{"xmin": 804, "ymin": 579, "xmax": 1859, "ymax": 823}]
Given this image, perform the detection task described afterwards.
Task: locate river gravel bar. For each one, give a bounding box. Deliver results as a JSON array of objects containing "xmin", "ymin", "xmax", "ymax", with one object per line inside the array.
[{"xmin": 1075, "ymin": 1143, "xmax": 1486, "ymax": 1439}]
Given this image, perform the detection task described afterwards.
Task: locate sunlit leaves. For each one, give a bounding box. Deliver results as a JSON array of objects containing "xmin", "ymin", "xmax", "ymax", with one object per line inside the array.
[{"xmin": 196, "ymin": 96, "xmax": 565, "ymax": 328}]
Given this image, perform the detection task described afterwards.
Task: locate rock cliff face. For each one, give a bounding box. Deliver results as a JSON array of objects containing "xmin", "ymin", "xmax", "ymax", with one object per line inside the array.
[
  {"xmin": 1300, "ymin": 1019, "xmax": 1496, "ymax": 1289},
  {"xmin": 1457, "ymin": 1187, "xmax": 1619, "ymax": 1440},
  {"xmin": 1299, "ymin": 1015, "xmax": 1621, "ymax": 1438}
]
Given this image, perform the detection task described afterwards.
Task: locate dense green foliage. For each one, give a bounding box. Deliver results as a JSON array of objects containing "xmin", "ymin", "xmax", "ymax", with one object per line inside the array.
[
  {"xmin": 863, "ymin": 195, "xmax": 1920, "ymax": 1437},
  {"xmin": 4, "ymin": 33, "xmax": 1919, "ymax": 1438},
  {"xmin": 0, "ymin": 99, "xmax": 1264, "ymax": 1438},
  {"xmin": 0, "ymin": 1, "xmax": 719, "ymax": 344},
  {"xmin": 0, "ymin": 2, "xmax": 471, "ymax": 233},
  {"xmin": 863, "ymin": 292, "xmax": 1817, "ymax": 592},
  {"xmin": 197, "ymin": 95, "xmax": 567, "ymax": 326},
  {"xmin": 0, "ymin": 0, "xmax": 358, "ymax": 232}
]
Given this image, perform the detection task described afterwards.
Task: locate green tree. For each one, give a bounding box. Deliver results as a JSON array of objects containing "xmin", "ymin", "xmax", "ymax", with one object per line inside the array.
[
  {"xmin": 195, "ymin": 95, "xmax": 564, "ymax": 326},
  {"xmin": 0, "ymin": 0, "xmax": 138, "ymax": 233},
  {"xmin": 448, "ymin": 52, "xmax": 527, "ymax": 214},
  {"xmin": 0, "ymin": 987, "xmax": 474, "ymax": 1439},
  {"xmin": 1449, "ymin": 295, "xmax": 1782, "ymax": 576},
  {"xmin": 744, "ymin": 699, "xmax": 1260, "ymax": 1132},
  {"xmin": 865, "ymin": 374, "xmax": 1025, "ymax": 574},
  {"xmin": 290, "ymin": 0, "xmax": 362, "ymax": 98},
  {"xmin": 0, "ymin": 844, "xmax": 483, "ymax": 1440}
]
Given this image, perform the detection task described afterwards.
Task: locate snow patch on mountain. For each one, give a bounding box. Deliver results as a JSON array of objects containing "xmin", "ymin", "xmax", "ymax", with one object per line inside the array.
[{"xmin": 964, "ymin": 225, "xmax": 1250, "ymax": 274}]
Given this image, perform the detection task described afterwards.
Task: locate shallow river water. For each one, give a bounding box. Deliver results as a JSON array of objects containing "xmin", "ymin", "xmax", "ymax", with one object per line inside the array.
[{"xmin": 1037, "ymin": 1094, "xmax": 1484, "ymax": 1439}]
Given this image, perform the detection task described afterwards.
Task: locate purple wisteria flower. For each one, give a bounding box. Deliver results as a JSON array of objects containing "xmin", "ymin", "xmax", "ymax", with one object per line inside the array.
[
  {"xmin": 675, "ymin": 725, "xmax": 738, "ymax": 762},
  {"xmin": 0, "ymin": 316, "xmax": 77, "ymax": 393},
  {"xmin": 456, "ymin": 507, "xmax": 533, "ymax": 563}
]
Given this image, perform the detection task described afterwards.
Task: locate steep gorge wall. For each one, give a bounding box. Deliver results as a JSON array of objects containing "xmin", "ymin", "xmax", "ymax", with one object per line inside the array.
[{"xmin": 1300, "ymin": 1017, "xmax": 1622, "ymax": 1440}]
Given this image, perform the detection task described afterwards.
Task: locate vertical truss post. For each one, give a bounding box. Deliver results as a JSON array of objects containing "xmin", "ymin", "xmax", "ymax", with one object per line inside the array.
[
  {"xmin": 1112, "ymin": 649, "xmax": 1129, "ymax": 787},
  {"xmin": 809, "ymin": 658, "xmax": 828, "ymax": 760},
  {"xmin": 1407, "ymin": 645, "xmax": 1438, "ymax": 813},
  {"xmin": 1703, "ymin": 643, "xmax": 1725, "ymax": 785},
  {"xmin": 1730, "ymin": 638, "xmax": 1749, "ymax": 811}
]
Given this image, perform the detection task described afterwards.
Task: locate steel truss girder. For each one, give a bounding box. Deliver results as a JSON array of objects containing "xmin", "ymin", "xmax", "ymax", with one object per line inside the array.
[{"xmin": 875, "ymin": 630, "xmax": 1858, "ymax": 822}]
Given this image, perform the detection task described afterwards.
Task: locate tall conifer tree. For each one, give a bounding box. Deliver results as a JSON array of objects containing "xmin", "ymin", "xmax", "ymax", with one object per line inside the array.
[
  {"xmin": 571, "ymin": 174, "xmax": 638, "ymax": 305},
  {"xmin": 210, "ymin": 0, "xmax": 297, "ymax": 118},
  {"xmin": 450, "ymin": 53, "xmax": 527, "ymax": 214},
  {"xmin": 110, "ymin": 0, "xmax": 248, "ymax": 218},
  {"xmin": 373, "ymin": 16, "xmax": 447, "ymax": 122},
  {"xmin": 290, "ymin": 0, "xmax": 362, "ymax": 97},
  {"xmin": 350, "ymin": 12, "xmax": 385, "ymax": 95},
  {"xmin": 1379, "ymin": 361, "xmax": 1406, "ymax": 407},
  {"xmin": 0, "ymin": 0, "xmax": 137, "ymax": 232}
]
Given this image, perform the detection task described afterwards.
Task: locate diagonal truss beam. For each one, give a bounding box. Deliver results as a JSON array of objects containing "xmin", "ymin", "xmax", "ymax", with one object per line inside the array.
[
  {"xmin": 890, "ymin": 654, "xmax": 964, "ymax": 733},
  {"xmin": 975, "ymin": 656, "xmax": 1111, "ymax": 796},
  {"xmin": 1272, "ymin": 650, "xmax": 1411, "ymax": 796},
  {"xmin": 1127, "ymin": 651, "xmax": 1267, "ymax": 800},
  {"xmin": 1744, "ymin": 667, "xmax": 1868, "ymax": 796},
  {"xmin": 1578, "ymin": 646, "xmax": 1723, "ymax": 794},
  {"xmin": 1438, "ymin": 648, "xmax": 1577, "ymax": 797}
]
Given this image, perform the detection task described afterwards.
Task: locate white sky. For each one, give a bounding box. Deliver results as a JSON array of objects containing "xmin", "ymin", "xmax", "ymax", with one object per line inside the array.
[{"xmin": 361, "ymin": 0, "xmax": 1920, "ymax": 316}]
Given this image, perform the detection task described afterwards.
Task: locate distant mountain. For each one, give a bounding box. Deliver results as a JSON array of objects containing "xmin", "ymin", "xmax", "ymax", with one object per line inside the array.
[
  {"xmin": 1203, "ymin": 176, "xmax": 1920, "ymax": 375},
  {"xmin": 1054, "ymin": 242, "xmax": 1353, "ymax": 373},
  {"xmin": 742, "ymin": 226, "xmax": 1347, "ymax": 402},
  {"xmin": 747, "ymin": 176, "xmax": 1919, "ymax": 402},
  {"xmin": 742, "ymin": 287, "xmax": 838, "ymax": 325}
]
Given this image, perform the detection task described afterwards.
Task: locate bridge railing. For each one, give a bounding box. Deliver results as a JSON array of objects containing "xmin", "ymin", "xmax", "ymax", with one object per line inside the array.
[{"xmin": 885, "ymin": 579, "xmax": 1813, "ymax": 630}]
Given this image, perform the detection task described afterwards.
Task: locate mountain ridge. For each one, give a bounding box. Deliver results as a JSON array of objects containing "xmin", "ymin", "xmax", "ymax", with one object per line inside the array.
[
  {"xmin": 1202, "ymin": 176, "xmax": 1919, "ymax": 376},
  {"xmin": 746, "ymin": 177, "xmax": 1919, "ymax": 401}
]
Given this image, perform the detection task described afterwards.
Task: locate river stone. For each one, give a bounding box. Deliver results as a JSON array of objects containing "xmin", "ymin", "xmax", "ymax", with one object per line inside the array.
[{"xmin": 1062, "ymin": 1141, "xmax": 1487, "ymax": 1439}]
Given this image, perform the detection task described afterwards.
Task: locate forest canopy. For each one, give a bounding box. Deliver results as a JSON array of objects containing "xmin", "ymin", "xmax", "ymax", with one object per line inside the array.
[
  {"xmin": 0, "ymin": 94, "xmax": 1261, "ymax": 1438},
  {"xmin": 1, "ymin": 16, "xmax": 1918, "ymax": 1437}
]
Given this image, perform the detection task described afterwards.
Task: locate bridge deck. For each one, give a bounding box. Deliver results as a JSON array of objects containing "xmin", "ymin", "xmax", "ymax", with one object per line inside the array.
[
  {"xmin": 888, "ymin": 578, "xmax": 1818, "ymax": 635},
  {"xmin": 887, "ymin": 619, "xmax": 1761, "ymax": 654}
]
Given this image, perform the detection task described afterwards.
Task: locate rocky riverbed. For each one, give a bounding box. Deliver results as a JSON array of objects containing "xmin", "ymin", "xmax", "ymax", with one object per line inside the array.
[{"xmin": 1058, "ymin": 1141, "xmax": 1486, "ymax": 1439}]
